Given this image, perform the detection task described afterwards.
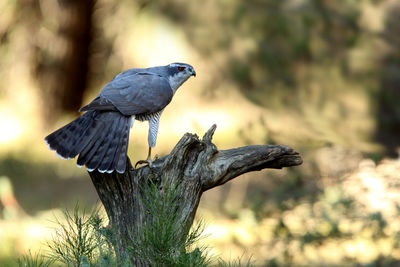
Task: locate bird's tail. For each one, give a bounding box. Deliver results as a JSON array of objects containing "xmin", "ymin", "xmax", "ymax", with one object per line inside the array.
[{"xmin": 45, "ymin": 110, "xmax": 131, "ymax": 173}]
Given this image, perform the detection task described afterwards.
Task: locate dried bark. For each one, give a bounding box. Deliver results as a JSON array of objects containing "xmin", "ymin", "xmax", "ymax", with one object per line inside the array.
[{"xmin": 88, "ymin": 124, "xmax": 302, "ymax": 265}]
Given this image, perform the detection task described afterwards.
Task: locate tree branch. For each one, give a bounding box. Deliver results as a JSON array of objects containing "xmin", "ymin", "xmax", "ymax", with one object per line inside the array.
[{"xmin": 87, "ymin": 124, "xmax": 302, "ymax": 264}]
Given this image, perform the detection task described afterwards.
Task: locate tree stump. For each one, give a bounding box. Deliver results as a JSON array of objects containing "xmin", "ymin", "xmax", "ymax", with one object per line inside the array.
[{"xmin": 88, "ymin": 124, "xmax": 302, "ymax": 265}]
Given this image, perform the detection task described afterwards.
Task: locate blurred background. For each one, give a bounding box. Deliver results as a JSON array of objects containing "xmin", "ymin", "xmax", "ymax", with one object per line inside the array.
[{"xmin": 1, "ymin": 0, "xmax": 400, "ymax": 265}]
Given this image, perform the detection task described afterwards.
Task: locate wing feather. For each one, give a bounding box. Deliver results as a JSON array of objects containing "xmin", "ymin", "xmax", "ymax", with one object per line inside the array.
[{"xmin": 100, "ymin": 72, "xmax": 173, "ymax": 116}]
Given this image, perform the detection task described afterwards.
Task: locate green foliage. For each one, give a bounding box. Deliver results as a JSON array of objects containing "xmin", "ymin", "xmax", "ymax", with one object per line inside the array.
[
  {"xmin": 16, "ymin": 251, "xmax": 54, "ymax": 267},
  {"xmin": 128, "ymin": 180, "xmax": 212, "ymax": 266},
  {"xmin": 215, "ymin": 255, "xmax": 253, "ymax": 267},
  {"xmin": 16, "ymin": 184, "xmax": 252, "ymax": 267},
  {"xmin": 46, "ymin": 204, "xmax": 116, "ymax": 267}
]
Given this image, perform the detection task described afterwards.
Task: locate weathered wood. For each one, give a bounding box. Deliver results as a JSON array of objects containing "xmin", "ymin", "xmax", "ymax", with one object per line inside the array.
[{"xmin": 88, "ymin": 124, "xmax": 302, "ymax": 265}]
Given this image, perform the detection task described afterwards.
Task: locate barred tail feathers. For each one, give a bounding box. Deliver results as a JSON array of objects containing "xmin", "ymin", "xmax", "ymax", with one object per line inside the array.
[
  {"xmin": 45, "ymin": 111, "xmax": 131, "ymax": 173},
  {"xmin": 45, "ymin": 111, "xmax": 96, "ymax": 159},
  {"xmin": 98, "ymin": 116, "xmax": 131, "ymax": 173}
]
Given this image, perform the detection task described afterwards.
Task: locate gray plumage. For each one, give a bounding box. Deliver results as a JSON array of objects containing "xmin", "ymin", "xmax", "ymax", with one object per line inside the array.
[{"xmin": 45, "ymin": 63, "xmax": 196, "ymax": 173}]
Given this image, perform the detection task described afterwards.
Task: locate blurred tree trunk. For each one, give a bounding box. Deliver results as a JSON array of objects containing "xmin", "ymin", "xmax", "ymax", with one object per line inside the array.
[
  {"xmin": 376, "ymin": 2, "xmax": 400, "ymax": 156},
  {"xmin": 88, "ymin": 125, "xmax": 302, "ymax": 265},
  {"xmin": 39, "ymin": 0, "xmax": 95, "ymax": 122}
]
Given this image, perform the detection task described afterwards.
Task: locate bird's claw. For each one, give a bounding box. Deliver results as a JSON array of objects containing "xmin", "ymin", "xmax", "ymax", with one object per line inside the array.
[{"xmin": 135, "ymin": 158, "xmax": 154, "ymax": 169}]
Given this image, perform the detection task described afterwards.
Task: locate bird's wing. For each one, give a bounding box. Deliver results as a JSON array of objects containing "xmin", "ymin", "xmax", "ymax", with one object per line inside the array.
[
  {"xmin": 98, "ymin": 72, "xmax": 174, "ymax": 116},
  {"xmin": 79, "ymin": 96, "xmax": 118, "ymax": 112}
]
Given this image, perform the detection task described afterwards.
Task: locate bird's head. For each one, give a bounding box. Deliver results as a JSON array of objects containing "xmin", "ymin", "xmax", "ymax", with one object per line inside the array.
[{"xmin": 167, "ymin": 63, "xmax": 196, "ymax": 91}]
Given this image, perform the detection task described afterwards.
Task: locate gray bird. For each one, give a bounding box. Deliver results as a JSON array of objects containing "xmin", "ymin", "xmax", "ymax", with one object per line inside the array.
[{"xmin": 45, "ymin": 63, "xmax": 196, "ymax": 173}]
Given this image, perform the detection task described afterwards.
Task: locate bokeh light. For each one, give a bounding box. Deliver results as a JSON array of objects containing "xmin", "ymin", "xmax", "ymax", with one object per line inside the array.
[{"xmin": 1, "ymin": 0, "xmax": 400, "ymax": 265}]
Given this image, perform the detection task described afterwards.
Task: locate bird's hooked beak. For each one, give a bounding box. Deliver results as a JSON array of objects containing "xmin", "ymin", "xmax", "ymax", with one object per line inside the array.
[{"xmin": 190, "ymin": 69, "xmax": 196, "ymax": 77}]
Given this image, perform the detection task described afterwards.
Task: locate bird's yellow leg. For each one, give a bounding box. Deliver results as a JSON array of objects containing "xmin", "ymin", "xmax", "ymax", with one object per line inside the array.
[{"xmin": 135, "ymin": 147, "xmax": 157, "ymax": 168}]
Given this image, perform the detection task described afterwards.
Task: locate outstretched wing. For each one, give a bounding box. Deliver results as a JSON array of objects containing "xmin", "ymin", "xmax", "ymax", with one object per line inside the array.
[{"xmin": 96, "ymin": 72, "xmax": 173, "ymax": 116}]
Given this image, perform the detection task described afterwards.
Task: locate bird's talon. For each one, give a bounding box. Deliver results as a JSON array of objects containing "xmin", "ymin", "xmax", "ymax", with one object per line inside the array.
[
  {"xmin": 134, "ymin": 159, "xmax": 154, "ymax": 169},
  {"xmin": 134, "ymin": 160, "xmax": 146, "ymax": 169}
]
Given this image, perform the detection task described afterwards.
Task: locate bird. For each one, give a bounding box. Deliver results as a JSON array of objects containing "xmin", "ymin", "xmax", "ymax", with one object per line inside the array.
[{"xmin": 45, "ymin": 62, "xmax": 196, "ymax": 173}]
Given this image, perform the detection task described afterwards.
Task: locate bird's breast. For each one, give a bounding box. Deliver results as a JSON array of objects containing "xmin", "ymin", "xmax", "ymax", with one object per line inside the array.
[{"xmin": 135, "ymin": 110, "xmax": 163, "ymax": 122}]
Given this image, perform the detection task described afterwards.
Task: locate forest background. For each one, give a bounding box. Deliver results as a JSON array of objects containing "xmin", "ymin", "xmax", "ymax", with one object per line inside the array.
[{"xmin": 1, "ymin": 0, "xmax": 400, "ymax": 266}]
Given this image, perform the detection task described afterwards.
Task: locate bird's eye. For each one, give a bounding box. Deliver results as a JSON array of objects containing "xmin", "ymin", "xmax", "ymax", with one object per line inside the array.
[{"xmin": 178, "ymin": 67, "xmax": 185, "ymax": 71}]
